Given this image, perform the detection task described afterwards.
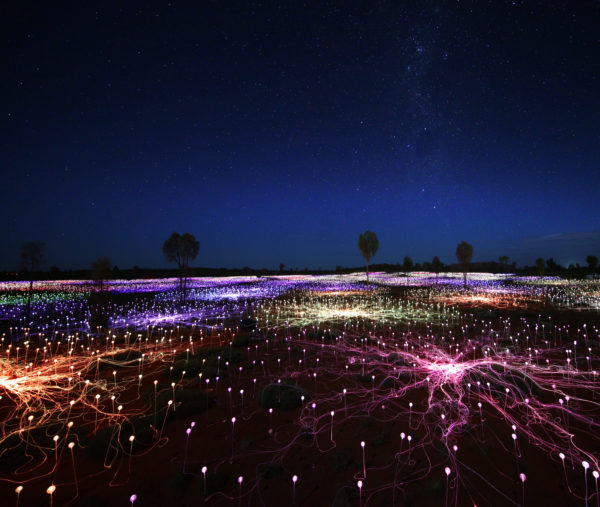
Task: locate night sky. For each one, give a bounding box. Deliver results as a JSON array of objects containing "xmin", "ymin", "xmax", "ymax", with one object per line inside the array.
[{"xmin": 3, "ymin": 1, "xmax": 599, "ymax": 271}]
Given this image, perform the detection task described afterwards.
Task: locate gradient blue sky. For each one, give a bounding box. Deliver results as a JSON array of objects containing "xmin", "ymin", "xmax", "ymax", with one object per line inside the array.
[{"xmin": 3, "ymin": 2, "xmax": 599, "ymax": 270}]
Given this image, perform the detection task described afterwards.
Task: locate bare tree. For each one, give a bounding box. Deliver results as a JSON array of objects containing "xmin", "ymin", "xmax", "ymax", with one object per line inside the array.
[
  {"xmin": 20, "ymin": 241, "xmax": 45, "ymax": 322},
  {"xmin": 431, "ymin": 256, "xmax": 442, "ymax": 279},
  {"xmin": 358, "ymin": 230, "xmax": 379, "ymax": 287},
  {"xmin": 535, "ymin": 258, "xmax": 545, "ymax": 278},
  {"xmin": 162, "ymin": 232, "xmax": 199, "ymax": 301},
  {"xmin": 91, "ymin": 256, "xmax": 112, "ymax": 292},
  {"xmin": 456, "ymin": 241, "xmax": 473, "ymax": 288}
]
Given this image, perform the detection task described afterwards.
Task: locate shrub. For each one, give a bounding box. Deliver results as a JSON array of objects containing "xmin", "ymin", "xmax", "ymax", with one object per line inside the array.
[{"xmin": 257, "ymin": 383, "xmax": 309, "ymax": 411}]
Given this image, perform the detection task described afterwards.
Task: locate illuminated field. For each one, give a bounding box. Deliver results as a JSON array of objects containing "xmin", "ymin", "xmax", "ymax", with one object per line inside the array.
[{"xmin": 0, "ymin": 273, "xmax": 599, "ymax": 506}]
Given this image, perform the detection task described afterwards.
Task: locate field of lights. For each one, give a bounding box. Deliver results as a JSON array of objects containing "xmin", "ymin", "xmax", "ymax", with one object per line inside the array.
[{"xmin": 1, "ymin": 272, "xmax": 600, "ymax": 506}]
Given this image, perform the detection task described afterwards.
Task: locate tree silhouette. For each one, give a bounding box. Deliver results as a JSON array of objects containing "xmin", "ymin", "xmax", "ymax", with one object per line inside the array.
[
  {"xmin": 431, "ymin": 256, "xmax": 442, "ymax": 279},
  {"xmin": 535, "ymin": 258, "xmax": 545, "ymax": 278},
  {"xmin": 455, "ymin": 241, "xmax": 473, "ymax": 288},
  {"xmin": 403, "ymin": 256, "xmax": 413, "ymax": 272},
  {"xmin": 586, "ymin": 255, "xmax": 598, "ymax": 274},
  {"xmin": 499, "ymin": 255, "xmax": 509, "ymax": 273},
  {"xmin": 20, "ymin": 241, "xmax": 45, "ymax": 322},
  {"xmin": 162, "ymin": 232, "xmax": 199, "ymax": 301},
  {"xmin": 358, "ymin": 230, "xmax": 379, "ymax": 287},
  {"xmin": 279, "ymin": 263, "xmax": 285, "ymax": 273},
  {"xmin": 91, "ymin": 256, "xmax": 112, "ymax": 292}
]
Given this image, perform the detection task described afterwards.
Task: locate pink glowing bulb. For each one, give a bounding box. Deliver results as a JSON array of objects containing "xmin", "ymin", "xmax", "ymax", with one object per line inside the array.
[
  {"xmin": 357, "ymin": 480, "xmax": 363, "ymax": 489},
  {"xmin": 292, "ymin": 475, "xmax": 298, "ymax": 483},
  {"xmin": 130, "ymin": 494, "xmax": 137, "ymax": 505},
  {"xmin": 520, "ymin": 473, "xmax": 526, "ymax": 482},
  {"xmin": 238, "ymin": 476, "xmax": 244, "ymax": 484},
  {"xmin": 583, "ymin": 461, "xmax": 590, "ymax": 469},
  {"xmin": 445, "ymin": 467, "xmax": 451, "ymax": 476}
]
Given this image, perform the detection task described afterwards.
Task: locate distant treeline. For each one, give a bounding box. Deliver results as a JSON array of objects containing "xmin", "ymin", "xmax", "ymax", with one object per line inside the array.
[{"xmin": 1, "ymin": 259, "xmax": 596, "ymax": 282}]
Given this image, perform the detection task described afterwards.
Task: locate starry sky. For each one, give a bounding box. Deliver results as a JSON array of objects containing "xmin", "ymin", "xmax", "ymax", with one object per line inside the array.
[{"xmin": 3, "ymin": 1, "xmax": 599, "ymax": 271}]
